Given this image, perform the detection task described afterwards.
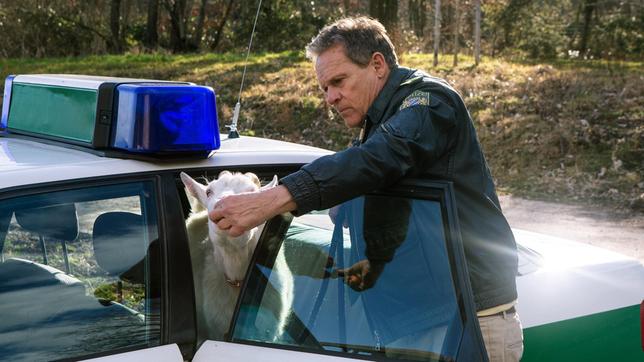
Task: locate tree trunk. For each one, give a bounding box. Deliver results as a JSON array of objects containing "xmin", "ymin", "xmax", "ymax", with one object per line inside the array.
[
  {"xmin": 109, "ymin": 0, "xmax": 122, "ymax": 53},
  {"xmin": 408, "ymin": 0, "xmax": 427, "ymax": 37},
  {"xmin": 193, "ymin": 0, "xmax": 208, "ymax": 49},
  {"xmin": 453, "ymin": 0, "xmax": 459, "ymax": 67},
  {"xmin": 474, "ymin": 0, "xmax": 481, "ymax": 65},
  {"xmin": 210, "ymin": 0, "xmax": 235, "ymax": 51},
  {"xmin": 369, "ymin": 0, "xmax": 398, "ymax": 31},
  {"xmin": 579, "ymin": 0, "xmax": 596, "ymax": 56},
  {"xmin": 121, "ymin": 0, "xmax": 133, "ymax": 49},
  {"xmin": 343, "ymin": 0, "xmax": 352, "ymax": 12},
  {"xmin": 145, "ymin": 0, "xmax": 159, "ymax": 48},
  {"xmin": 164, "ymin": 0, "xmax": 189, "ymax": 52},
  {"xmin": 433, "ymin": 0, "xmax": 441, "ymax": 67},
  {"xmin": 497, "ymin": 0, "xmax": 531, "ymax": 54},
  {"xmin": 567, "ymin": 1, "xmax": 582, "ymax": 53}
]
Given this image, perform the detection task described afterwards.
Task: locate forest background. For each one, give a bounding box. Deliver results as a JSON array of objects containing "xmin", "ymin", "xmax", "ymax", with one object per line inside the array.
[{"xmin": 0, "ymin": 0, "xmax": 642, "ymax": 214}]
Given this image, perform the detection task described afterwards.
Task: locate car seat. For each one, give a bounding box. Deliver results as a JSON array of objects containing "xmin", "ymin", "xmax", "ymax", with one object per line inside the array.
[{"xmin": 92, "ymin": 211, "xmax": 148, "ymax": 284}]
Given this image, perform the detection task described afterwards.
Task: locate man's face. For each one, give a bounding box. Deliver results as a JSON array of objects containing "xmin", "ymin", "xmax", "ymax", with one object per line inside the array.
[{"xmin": 315, "ymin": 45, "xmax": 388, "ymax": 128}]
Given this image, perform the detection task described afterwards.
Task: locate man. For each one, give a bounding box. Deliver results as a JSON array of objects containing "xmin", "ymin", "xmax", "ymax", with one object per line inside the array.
[{"xmin": 211, "ymin": 16, "xmax": 523, "ymax": 361}]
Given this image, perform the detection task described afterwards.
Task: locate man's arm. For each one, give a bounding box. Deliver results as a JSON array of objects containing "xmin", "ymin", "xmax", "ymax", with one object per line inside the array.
[
  {"xmin": 282, "ymin": 103, "xmax": 455, "ymax": 215},
  {"xmin": 209, "ymin": 185, "xmax": 297, "ymax": 237},
  {"xmin": 212, "ymin": 100, "xmax": 455, "ymax": 236}
]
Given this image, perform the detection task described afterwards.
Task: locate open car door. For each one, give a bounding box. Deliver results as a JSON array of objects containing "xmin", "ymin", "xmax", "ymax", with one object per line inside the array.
[{"xmin": 218, "ymin": 180, "xmax": 487, "ymax": 362}]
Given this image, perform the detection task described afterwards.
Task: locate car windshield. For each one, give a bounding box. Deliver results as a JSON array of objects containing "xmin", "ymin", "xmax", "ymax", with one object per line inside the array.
[{"xmin": 232, "ymin": 195, "xmax": 465, "ymax": 361}]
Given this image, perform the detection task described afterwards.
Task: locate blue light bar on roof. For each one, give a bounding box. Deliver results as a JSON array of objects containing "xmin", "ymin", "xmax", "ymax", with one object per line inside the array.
[
  {"xmin": 1, "ymin": 74, "xmax": 220, "ymax": 158},
  {"xmin": 113, "ymin": 83, "xmax": 219, "ymax": 154}
]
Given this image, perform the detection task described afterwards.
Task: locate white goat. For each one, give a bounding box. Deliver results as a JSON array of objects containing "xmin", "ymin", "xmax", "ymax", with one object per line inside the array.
[{"xmin": 180, "ymin": 171, "xmax": 293, "ymax": 342}]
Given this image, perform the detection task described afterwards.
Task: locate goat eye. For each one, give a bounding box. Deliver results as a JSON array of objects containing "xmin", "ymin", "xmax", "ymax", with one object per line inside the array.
[{"xmin": 205, "ymin": 189, "xmax": 212, "ymax": 197}]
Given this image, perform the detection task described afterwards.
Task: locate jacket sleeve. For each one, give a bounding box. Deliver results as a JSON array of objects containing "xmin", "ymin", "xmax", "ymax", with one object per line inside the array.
[{"xmin": 280, "ymin": 97, "xmax": 456, "ymax": 215}]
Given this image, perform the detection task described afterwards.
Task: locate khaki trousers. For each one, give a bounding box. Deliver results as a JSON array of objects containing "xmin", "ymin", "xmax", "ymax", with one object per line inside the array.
[{"xmin": 478, "ymin": 311, "xmax": 524, "ymax": 362}]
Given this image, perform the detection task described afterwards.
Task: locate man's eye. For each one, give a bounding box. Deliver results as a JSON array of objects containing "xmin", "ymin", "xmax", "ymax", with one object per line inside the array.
[{"xmin": 206, "ymin": 189, "xmax": 212, "ymax": 197}]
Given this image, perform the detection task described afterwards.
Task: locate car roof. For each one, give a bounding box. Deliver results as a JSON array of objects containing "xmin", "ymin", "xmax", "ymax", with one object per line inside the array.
[{"xmin": 0, "ymin": 134, "xmax": 332, "ymax": 189}]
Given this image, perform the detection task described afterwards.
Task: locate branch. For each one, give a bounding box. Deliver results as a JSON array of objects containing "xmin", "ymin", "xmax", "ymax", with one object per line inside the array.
[{"xmin": 57, "ymin": 13, "xmax": 110, "ymax": 42}]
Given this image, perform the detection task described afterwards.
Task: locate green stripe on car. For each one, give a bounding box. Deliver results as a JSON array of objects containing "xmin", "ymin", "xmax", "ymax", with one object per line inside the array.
[{"xmin": 522, "ymin": 304, "xmax": 642, "ymax": 361}]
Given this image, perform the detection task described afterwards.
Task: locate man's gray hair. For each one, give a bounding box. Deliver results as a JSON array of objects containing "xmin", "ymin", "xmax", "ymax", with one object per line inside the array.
[{"xmin": 306, "ymin": 16, "xmax": 398, "ymax": 69}]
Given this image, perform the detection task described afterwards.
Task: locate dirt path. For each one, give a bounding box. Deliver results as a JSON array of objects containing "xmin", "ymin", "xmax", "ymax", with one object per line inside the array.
[{"xmin": 499, "ymin": 195, "xmax": 644, "ymax": 264}]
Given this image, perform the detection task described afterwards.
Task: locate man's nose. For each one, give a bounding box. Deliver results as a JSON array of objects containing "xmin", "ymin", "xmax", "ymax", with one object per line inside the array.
[{"xmin": 326, "ymin": 87, "xmax": 340, "ymax": 105}]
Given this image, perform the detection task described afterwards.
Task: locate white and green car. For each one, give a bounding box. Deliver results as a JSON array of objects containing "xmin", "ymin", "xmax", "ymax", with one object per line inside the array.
[{"xmin": 0, "ymin": 75, "xmax": 642, "ymax": 362}]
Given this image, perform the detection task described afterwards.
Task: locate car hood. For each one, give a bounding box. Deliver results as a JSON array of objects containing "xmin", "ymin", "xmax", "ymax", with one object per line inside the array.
[{"xmin": 513, "ymin": 228, "xmax": 644, "ymax": 328}]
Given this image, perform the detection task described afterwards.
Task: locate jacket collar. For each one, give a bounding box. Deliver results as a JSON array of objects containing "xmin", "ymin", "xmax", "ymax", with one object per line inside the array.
[{"xmin": 365, "ymin": 66, "xmax": 415, "ymax": 126}]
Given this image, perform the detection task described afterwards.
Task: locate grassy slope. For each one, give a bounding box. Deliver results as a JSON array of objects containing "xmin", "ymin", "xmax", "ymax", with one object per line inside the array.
[{"xmin": 1, "ymin": 52, "xmax": 642, "ymax": 212}]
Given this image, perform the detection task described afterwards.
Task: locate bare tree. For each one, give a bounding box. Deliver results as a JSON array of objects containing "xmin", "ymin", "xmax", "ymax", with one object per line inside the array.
[
  {"xmin": 408, "ymin": 0, "xmax": 427, "ymax": 37},
  {"xmin": 369, "ymin": 0, "xmax": 399, "ymax": 31},
  {"xmin": 474, "ymin": 0, "xmax": 481, "ymax": 65},
  {"xmin": 145, "ymin": 0, "xmax": 159, "ymax": 48},
  {"xmin": 433, "ymin": 0, "xmax": 441, "ymax": 67},
  {"xmin": 579, "ymin": 0, "xmax": 596, "ymax": 56},
  {"xmin": 109, "ymin": 0, "xmax": 123, "ymax": 52},
  {"xmin": 192, "ymin": 0, "xmax": 208, "ymax": 49},
  {"xmin": 163, "ymin": 0, "xmax": 191, "ymax": 52},
  {"xmin": 453, "ymin": 0, "xmax": 459, "ymax": 67},
  {"xmin": 343, "ymin": 0, "xmax": 352, "ymax": 12},
  {"xmin": 495, "ymin": 0, "xmax": 531, "ymax": 54},
  {"xmin": 209, "ymin": 0, "xmax": 235, "ymax": 51}
]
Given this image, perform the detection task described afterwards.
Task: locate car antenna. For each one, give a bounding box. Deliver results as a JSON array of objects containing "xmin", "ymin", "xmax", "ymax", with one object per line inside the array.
[{"xmin": 226, "ymin": 0, "xmax": 263, "ymax": 139}]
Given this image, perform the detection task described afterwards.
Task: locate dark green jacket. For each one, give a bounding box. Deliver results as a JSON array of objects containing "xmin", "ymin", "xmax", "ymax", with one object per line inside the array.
[{"xmin": 281, "ymin": 66, "xmax": 518, "ymax": 311}]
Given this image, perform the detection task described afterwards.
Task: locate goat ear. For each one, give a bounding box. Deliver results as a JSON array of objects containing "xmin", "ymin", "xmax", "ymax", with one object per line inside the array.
[
  {"xmin": 245, "ymin": 172, "xmax": 261, "ymax": 188},
  {"xmin": 180, "ymin": 172, "xmax": 208, "ymax": 208},
  {"xmin": 261, "ymin": 175, "xmax": 279, "ymax": 190}
]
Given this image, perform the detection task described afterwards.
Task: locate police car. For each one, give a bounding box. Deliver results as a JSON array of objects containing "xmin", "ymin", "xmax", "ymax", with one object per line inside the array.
[{"xmin": 0, "ymin": 75, "xmax": 642, "ymax": 362}]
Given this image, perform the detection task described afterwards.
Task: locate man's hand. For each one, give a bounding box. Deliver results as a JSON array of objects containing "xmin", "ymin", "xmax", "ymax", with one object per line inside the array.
[
  {"xmin": 209, "ymin": 185, "xmax": 297, "ymax": 237},
  {"xmin": 337, "ymin": 259, "xmax": 385, "ymax": 291}
]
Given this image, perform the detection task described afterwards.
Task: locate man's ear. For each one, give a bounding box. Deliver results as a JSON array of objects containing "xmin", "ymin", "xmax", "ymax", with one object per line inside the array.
[
  {"xmin": 371, "ymin": 52, "xmax": 387, "ymax": 78},
  {"xmin": 180, "ymin": 172, "xmax": 208, "ymax": 207}
]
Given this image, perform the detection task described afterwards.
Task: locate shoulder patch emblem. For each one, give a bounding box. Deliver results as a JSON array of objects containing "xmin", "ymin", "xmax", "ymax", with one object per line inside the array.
[{"xmin": 399, "ymin": 90, "xmax": 431, "ymax": 110}]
